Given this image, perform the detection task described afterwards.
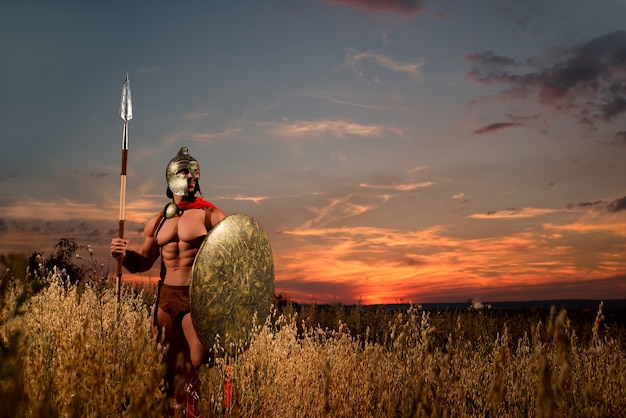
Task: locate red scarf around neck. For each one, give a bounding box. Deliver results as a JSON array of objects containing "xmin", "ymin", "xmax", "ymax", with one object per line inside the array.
[{"xmin": 175, "ymin": 197, "xmax": 218, "ymax": 212}]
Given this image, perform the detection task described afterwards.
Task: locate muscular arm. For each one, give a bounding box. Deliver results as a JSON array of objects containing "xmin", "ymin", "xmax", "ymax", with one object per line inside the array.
[
  {"xmin": 111, "ymin": 214, "xmax": 161, "ymax": 274},
  {"xmin": 127, "ymin": 216, "xmax": 161, "ymax": 272}
]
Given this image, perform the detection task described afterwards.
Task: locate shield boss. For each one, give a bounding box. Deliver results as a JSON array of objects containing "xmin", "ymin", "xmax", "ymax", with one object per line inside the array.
[{"xmin": 190, "ymin": 213, "xmax": 275, "ymax": 354}]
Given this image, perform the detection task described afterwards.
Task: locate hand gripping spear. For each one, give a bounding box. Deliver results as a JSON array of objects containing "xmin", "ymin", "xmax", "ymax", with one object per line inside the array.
[{"xmin": 117, "ymin": 73, "xmax": 132, "ymax": 302}]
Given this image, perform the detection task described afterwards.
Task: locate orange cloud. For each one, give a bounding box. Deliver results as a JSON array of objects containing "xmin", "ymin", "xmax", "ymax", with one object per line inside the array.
[
  {"xmin": 3, "ymin": 194, "xmax": 625, "ymax": 305},
  {"xmin": 263, "ymin": 118, "xmax": 406, "ymax": 139},
  {"xmin": 273, "ymin": 208, "xmax": 626, "ymax": 303},
  {"xmin": 3, "ymin": 197, "xmax": 158, "ymax": 224},
  {"xmin": 359, "ymin": 181, "xmax": 434, "ymax": 191}
]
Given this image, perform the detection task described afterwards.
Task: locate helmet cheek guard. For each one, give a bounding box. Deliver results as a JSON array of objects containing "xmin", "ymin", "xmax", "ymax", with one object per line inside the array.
[{"xmin": 166, "ymin": 147, "xmax": 200, "ymax": 197}]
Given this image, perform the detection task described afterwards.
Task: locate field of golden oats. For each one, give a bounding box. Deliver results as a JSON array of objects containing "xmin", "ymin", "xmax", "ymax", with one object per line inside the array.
[{"xmin": 1, "ymin": 268, "xmax": 625, "ymax": 417}]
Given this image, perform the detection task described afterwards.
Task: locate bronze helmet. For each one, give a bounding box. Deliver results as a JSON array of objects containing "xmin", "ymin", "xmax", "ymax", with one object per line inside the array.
[{"xmin": 165, "ymin": 147, "xmax": 200, "ymax": 196}]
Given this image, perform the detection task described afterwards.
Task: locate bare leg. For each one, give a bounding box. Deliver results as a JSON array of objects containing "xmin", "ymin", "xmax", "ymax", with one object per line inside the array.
[
  {"xmin": 155, "ymin": 307, "xmax": 190, "ymax": 398},
  {"xmin": 181, "ymin": 313, "xmax": 207, "ymax": 368},
  {"xmin": 181, "ymin": 313, "xmax": 207, "ymax": 416}
]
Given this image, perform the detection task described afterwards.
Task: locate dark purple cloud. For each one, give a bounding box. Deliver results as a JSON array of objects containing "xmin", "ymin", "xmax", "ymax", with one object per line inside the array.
[
  {"xmin": 566, "ymin": 196, "xmax": 626, "ymax": 212},
  {"xmin": 473, "ymin": 122, "xmax": 521, "ymax": 135},
  {"xmin": 481, "ymin": 207, "xmax": 523, "ymax": 216},
  {"xmin": 0, "ymin": 174, "xmax": 17, "ymax": 182},
  {"xmin": 608, "ymin": 196, "xmax": 626, "ymax": 213},
  {"xmin": 91, "ymin": 172, "xmax": 109, "ymax": 178},
  {"xmin": 328, "ymin": 0, "xmax": 425, "ymax": 15},
  {"xmin": 465, "ymin": 51, "xmax": 518, "ymax": 68},
  {"xmin": 601, "ymin": 97, "xmax": 626, "ymax": 122},
  {"xmin": 467, "ymin": 31, "xmax": 626, "ymax": 130},
  {"xmin": 399, "ymin": 255, "xmax": 428, "ymax": 266},
  {"xmin": 566, "ymin": 200, "xmax": 603, "ymax": 210}
]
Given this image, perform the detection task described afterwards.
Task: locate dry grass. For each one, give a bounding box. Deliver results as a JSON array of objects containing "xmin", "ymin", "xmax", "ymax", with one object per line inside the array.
[
  {"xmin": 2, "ymin": 269, "xmax": 625, "ymax": 417},
  {"xmin": 1, "ymin": 270, "xmax": 167, "ymax": 417},
  {"xmin": 202, "ymin": 304, "xmax": 624, "ymax": 418}
]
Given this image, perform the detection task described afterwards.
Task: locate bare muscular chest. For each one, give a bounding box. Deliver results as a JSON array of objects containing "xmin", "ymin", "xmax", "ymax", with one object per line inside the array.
[{"xmin": 155, "ymin": 209, "xmax": 208, "ymax": 248}]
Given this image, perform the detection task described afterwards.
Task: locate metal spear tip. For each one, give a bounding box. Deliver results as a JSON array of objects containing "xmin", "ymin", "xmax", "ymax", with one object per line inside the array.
[{"xmin": 119, "ymin": 72, "xmax": 133, "ymax": 122}]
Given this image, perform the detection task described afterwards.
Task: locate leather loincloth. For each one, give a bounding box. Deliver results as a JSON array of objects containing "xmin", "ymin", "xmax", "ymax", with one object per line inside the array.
[{"xmin": 158, "ymin": 284, "xmax": 191, "ymax": 322}]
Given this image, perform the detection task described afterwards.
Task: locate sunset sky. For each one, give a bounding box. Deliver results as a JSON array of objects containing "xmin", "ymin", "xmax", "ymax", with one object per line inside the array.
[{"xmin": 1, "ymin": 0, "xmax": 625, "ymax": 304}]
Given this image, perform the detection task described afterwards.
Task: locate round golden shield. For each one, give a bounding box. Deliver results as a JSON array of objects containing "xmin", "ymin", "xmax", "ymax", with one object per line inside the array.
[{"xmin": 190, "ymin": 213, "xmax": 275, "ymax": 355}]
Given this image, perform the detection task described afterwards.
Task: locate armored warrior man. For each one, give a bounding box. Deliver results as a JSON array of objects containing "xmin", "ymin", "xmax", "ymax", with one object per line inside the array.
[{"xmin": 110, "ymin": 147, "xmax": 227, "ymax": 414}]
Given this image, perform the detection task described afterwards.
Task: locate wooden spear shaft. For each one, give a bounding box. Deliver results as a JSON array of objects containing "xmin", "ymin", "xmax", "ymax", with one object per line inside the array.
[
  {"xmin": 117, "ymin": 73, "xmax": 132, "ymax": 303},
  {"xmin": 117, "ymin": 144, "xmax": 128, "ymax": 302}
]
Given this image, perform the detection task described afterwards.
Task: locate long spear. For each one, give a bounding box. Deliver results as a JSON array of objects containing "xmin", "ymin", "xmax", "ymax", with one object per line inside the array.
[{"xmin": 117, "ymin": 72, "xmax": 132, "ymax": 302}]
